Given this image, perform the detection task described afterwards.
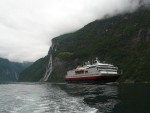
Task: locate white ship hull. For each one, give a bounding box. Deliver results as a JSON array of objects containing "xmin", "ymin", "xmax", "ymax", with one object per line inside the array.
[{"xmin": 65, "ymin": 63, "xmax": 120, "ymax": 83}]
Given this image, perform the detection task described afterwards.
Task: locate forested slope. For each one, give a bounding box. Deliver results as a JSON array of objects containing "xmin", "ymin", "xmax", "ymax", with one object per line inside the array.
[{"xmin": 19, "ymin": 8, "xmax": 150, "ymax": 82}]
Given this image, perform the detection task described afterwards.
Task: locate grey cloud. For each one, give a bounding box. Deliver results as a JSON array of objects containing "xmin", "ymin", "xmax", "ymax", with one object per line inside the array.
[{"xmin": 0, "ymin": 0, "xmax": 149, "ymax": 62}]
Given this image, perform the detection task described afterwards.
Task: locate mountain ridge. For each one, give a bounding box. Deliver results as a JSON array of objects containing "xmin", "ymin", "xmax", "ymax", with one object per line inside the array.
[
  {"xmin": 19, "ymin": 8, "xmax": 150, "ymax": 83},
  {"xmin": 0, "ymin": 57, "xmax": 32, "ymax": 81}
]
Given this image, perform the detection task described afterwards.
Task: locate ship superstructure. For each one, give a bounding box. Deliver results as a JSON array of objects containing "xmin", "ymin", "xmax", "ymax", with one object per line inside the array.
[{"xmin": 65, "ymin": 58, "xmax": 120, "ymax": 83}]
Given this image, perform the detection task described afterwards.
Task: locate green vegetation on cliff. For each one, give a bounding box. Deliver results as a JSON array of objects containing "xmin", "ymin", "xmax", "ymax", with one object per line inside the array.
[
  {"xmin": 51, "ymin": 9, "xmax": 150, "ymax": 82},
  {"xmin": 19, "ymin": 56, "xmax": 49, "ymax": 82},
  {"xmin": 0, "ymin": 58, "xmax": 32, "ymax": 81},
  {"xmin": 19, "ymin": 8, "xmax": 150, "ymax": 82}
]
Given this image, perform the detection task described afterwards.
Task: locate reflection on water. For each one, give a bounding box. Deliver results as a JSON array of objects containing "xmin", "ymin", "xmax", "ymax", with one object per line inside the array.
[
  {"xmin": 114, "ymin": 83, "xmax": 150, "ymax": 113},
  {"xmin": 58, "ymin": 83, "xmax": 120, "ymax": 113},
  {"xmin": 58, "ymin": 83, "xmax": 150, "ymax": 113},
  {"xmin": 0, "ymin": 82, "xmax": 150, "ymax": 113}
]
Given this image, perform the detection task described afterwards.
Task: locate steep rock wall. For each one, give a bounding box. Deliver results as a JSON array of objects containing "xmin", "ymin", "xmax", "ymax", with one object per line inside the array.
[
  {"xmin": 0, "ymin": 58, "xmax": 29, "ymax": 82},
  {"xmin": 19, "ymin": 8, "xmax": 150, "ymax": 82},
  {"xmin": 48, "ymin": 9, "xmax": 150, "ymax": 83}
]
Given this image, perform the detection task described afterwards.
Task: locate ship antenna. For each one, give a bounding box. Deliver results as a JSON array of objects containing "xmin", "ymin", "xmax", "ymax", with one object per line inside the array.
[
  {"xmin": 96, "ymin": 57, "xmax": 100, "ymax": 63},
  {"xmin": 96, "ymin": 57, "xmax": 98, "ymax": 60}
]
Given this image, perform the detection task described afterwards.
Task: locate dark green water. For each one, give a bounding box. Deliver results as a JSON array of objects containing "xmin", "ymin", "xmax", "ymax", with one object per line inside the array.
[
  {"xmin": 58, "ymin": 83, "xmax": 150, "ymax": 113},
  {"xmin": 0, "ymin": 82, "xmax": 150, "ymax": 113}
]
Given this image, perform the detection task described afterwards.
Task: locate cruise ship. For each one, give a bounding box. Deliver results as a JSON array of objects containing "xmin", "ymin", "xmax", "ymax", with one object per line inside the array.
[{"xmin": 65, "ymin": 58, "xmax": 120, "ymax": 83}]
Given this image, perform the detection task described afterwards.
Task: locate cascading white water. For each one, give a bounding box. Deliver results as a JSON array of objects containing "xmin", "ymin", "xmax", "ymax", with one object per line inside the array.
[
  {"xmin": 15, "ymin": 72, "xmax": 19, "ymax": 80},
  {"xmin": 40, "ymin": 53, "xmax": 53, "ymax": 82}
]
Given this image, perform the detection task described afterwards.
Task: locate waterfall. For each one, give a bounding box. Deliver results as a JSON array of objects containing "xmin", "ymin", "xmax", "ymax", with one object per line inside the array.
[
  {"xmin": 15, "ymin": 72, "xmax": 19, "ymax": 80},
  {"xmin": 40, "ymin": 53, "xmax": 53, "ymax": 82}
]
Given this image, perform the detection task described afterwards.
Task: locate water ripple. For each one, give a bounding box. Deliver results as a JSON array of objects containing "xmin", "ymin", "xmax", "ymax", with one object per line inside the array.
[{"xmin": 0, "ymin": 83, "xmax": 97, "ymax": 113}]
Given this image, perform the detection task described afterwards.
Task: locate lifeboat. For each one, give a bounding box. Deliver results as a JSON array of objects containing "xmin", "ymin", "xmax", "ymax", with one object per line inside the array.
[{"xmin": 75, "ymin": 67, "xmax": 88, "ymax": 74}]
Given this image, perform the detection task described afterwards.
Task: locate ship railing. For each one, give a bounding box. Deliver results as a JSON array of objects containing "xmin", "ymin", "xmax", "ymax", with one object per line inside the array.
[{"xmin": 98, "ymin": 69, "xmax": 118, "ymax": 72}]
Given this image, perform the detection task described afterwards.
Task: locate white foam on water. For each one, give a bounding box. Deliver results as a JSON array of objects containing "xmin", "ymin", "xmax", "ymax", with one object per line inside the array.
[
  {"xmin": 86, "ymin": 108, "xmax": 98, "ymax": 113},
  {"xmin": 0, "ymin": 83, "xmax": 99, "ymax": 113}
]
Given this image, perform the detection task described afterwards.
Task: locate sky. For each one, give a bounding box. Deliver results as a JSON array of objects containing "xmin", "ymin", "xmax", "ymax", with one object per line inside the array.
[{"xmin": 0, "ymin": 0, "xmax": 149, "ymax": 62}]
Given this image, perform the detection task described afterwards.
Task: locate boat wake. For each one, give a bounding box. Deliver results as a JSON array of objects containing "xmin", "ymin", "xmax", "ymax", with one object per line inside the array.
[{"xmin": 0, "ymin": 83, "xmax": 98, "ymax": 113}]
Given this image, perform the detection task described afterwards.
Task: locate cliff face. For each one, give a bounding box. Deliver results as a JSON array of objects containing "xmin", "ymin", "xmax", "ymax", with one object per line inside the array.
[
  {"xmin": 50, "ymin": 8, "xmax": 150, "ymax": 82},
  {"xmin": 40, "ymin": 48, "xmax": 53, "ymax": 82},
  {"xmin": 0, "ymin": 58, "xmax": 31, "ymax": 81},
  {"xmin": 19, "ymin": 8, "xmax": 150, "ymax": 82},
  {"xmin": 18, "ymin": 56, "xmax": 49, "ymax": 82}
]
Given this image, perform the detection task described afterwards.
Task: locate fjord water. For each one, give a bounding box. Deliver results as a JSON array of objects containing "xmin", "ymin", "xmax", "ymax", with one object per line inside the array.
[{"xmin": 0, "ymin": 82, "xmax": 150, "ymax": 113}]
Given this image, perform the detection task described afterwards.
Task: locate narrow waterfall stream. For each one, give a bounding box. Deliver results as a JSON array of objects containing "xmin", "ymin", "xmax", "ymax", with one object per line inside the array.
[{"xmin": 40, "ymin": 54, "xmax": 53, "ymax": 82}]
